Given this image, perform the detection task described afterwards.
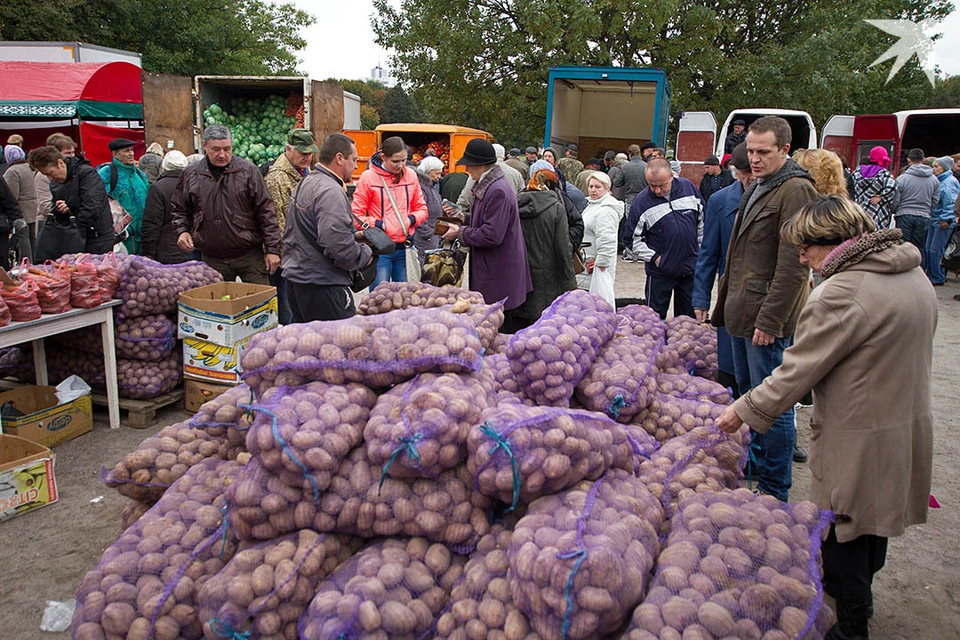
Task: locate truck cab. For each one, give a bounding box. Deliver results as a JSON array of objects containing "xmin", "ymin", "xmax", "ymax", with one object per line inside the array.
[{"xmin": 821, "ymin": 109, "xmax": 960, "ymax": 175}]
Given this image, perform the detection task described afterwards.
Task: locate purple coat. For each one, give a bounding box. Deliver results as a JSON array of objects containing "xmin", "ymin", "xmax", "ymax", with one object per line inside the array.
[{"xmin": 460, "ymin": 165, "xmax": 532, "ymax": 310}]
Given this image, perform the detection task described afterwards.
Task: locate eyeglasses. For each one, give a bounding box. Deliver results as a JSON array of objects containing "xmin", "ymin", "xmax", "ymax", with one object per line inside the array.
[{"xmin": 797, "ymin": 244, "xmax": 810, "ymax": 256}]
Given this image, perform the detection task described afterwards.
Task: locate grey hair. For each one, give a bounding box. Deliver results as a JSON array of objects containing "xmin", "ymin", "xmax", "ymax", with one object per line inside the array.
[
  {"xmin": 418, "ymin": 156, "xmax": 445, "ymax": 173},
  {"xmin": 201, "ymin": 124, "xmax": 232, "ymax": 144}
]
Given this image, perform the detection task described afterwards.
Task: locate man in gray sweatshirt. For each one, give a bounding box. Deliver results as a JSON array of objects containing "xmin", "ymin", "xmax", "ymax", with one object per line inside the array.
[{"xmin": 895, "ymin": 148, "xmax": 940, "ymax": 257}]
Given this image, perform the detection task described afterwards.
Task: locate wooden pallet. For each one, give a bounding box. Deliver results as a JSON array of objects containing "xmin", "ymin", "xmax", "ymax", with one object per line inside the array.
[{"xmin": 0, "ymin": 379, "xmax": 184, "ymax": 428}]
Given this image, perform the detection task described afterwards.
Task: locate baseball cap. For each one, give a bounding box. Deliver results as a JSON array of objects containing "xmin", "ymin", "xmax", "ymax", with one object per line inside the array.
[{"xmin": 288, "ymin": 129, "xmax": 319, "ymax": 154}]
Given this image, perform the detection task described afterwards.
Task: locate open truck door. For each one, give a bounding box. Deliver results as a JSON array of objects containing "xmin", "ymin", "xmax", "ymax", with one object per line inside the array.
[
  {"xmin": 343, "ymin": 129, "xmax": 378, "ymax": 183},
  {"xmin": 310, "ymin": 80, "xmax": 345, "ymax": 145},
  {"xmin": 675, "ymin": 111, "xmax": 717, "ymax": 183},
  {"xmin": 820, "ymin": 115, "xmax": 854, "ymax": 168},
  {"xmin": 851, "ymin": 114, "xmax": 899, "ymax": 170},
  {"xmin": 142, "ymin": 72, "xmax": 196, "ymax": 154}
]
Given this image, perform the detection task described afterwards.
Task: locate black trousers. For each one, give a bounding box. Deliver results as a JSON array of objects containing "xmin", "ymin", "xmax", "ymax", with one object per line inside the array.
[
  {"xmin": 287, "ymin": 281, "xmax": 356, "ymax": 323},
  {"xmin": 822, "ymin": 525, "xmax": 889, "ymax": 604},
  {"xmin": 646, "ymin": 273, "xmax": 694, "ymax": 319}
]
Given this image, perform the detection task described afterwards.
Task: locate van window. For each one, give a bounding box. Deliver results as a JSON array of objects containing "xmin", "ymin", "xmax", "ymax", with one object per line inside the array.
[
  {"xmin": 900, "ymin": 113, "xmax": 960, "ymax": 168},
  {"xmin": 730, "ymin": 114, "xmax": 813, "ymax": 152}
]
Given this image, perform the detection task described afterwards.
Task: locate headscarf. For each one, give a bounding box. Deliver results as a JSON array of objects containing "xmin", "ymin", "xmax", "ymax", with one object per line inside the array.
[
  {"xmin": 869, "ymin": 146, "xmax": 891, "ymax": 169},
  {"xmin": 4, "ymin": 145, "xmax": 26, "ymax": 164},
  {"xmin": 146, "ymin": 142, "xmax": 165, "ymax": 157},
  {"xmin": 527, "ymin": 168, "xmax": 559, "ymax": 191}
]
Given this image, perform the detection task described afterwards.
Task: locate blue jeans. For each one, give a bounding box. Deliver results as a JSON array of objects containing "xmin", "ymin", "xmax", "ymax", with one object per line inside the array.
[
  {"xmin": 923, "ymin": 219, "xmax": 954, "ymax": 284},
  {"xmin": 370, "ymin": 247, "xmax": 407, "ymax": 290},
  {"xmin": 731, "ymin": 335, "xmax": 796, "ymax": 501}
]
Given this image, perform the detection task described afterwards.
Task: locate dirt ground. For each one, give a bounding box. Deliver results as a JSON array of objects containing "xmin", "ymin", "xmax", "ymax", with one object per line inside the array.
[{"xmin": 1, "ymin": 262, "xmax": 959, "ymax": 639}]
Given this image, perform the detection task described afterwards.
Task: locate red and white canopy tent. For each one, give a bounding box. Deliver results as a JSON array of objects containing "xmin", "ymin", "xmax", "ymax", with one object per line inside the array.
[{"xmin": 0, "ymin": 61, "xmax": 146, "ymax": 165}]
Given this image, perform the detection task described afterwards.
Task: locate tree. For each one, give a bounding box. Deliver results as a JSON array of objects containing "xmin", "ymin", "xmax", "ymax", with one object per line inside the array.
[
  {"xmin": 331, "ymin": 79, "xmax": 389, "ymax": 124},
  {"xmin": 0, "ymin": 0, "xmax": 314, "ymax": 77},
  {"xmin": 371, "ymin": 0, "xmax": 952, "ymax": 143},
  {"xmin": 382, "ymin": 85, "xmax": 423, "ymax": 123},
  {"xmin": 927, "ymin": 75, "xmax": 960, "ymax": 108},
  {"xmin": 360, "ymin": 104, "xmax": 381, "ymax": 130}
]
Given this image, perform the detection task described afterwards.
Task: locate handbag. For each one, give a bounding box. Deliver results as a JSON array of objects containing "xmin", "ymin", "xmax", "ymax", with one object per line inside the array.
[
  {"xmin": 421, "ymin": 241, "xmax": 468, "ymax": 287},
  {"xmin": 291, "ymin": 179, "xmax": 380, "ymax": 293},
  {"xmin": 572, "ymin": 242, "xmax": 590, "ymax": 276},
  {"xmin": 942, "ymin": 225, "xmax": 960, "ymax": 271},
  {"xmin": 35, "ymin": 215, "xmax": 85, "ymax": 263}
]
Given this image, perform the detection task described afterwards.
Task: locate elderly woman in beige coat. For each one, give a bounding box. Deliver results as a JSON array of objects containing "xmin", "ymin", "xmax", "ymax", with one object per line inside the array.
[{"xmin": 717, "ymin": 195, "xmax": 935, "ymax": 640}]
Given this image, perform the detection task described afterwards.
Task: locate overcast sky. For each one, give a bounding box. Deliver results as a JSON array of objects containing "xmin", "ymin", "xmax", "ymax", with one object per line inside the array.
[{"xmin": 294, "ymin": 2, "xmax": 960, "ymax": 87}]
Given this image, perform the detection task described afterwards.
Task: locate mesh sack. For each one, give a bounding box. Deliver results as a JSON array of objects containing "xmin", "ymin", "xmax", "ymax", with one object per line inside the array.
[
  {"xmin": 70, "ymin": 258, "xmax": 102, "ymax": 308},
  {"xmin": 298, "ymin": 536, "xmax": 467, "ymax": 640},
  {"xmin": 189, "ymin": 383, "xmax": 258, "ymax": 455},
  {"xmin": 47, "ymin": 348, "xmax": 183, "ymax": 399},
  {"xmin": 630, "ymin": 393, "xmax": 728, "ymax": 443},
  {"xmin": 71, "ymin": 458, "xmax": 243, "ymax": 640},
  {"xmin": 435, "ymin": 525, "xmax": 544, "ymax": 640},
  {"xmin": 55, "ymin": 313, "xmax": 178, "ymax": 362},
  {"xmin": 121, "ymin": 499, "xmax": 154, "ymax": 531},
  {"xmin": 243, "ymin": 382, "xmax": 377, "ymax": 493},
  {"xmin": 0, "ymin": 279, "xmax": 41, "ymax": 321},
  {"xmin": 102, "ymin": 419, "xmax": 245, "ymax": 502},
  {"xmin": 616, "ymin": 304, "xmax": 666, "ymax": 344},
  {"xmin": 357, "ymin": 281, "xmax": 505, "ymax": 350},
  {"xmin": 664, "ymin": 316, "xmax": 719, "ymax": 378},
  {"xmin": 466, "ymin": 404, "xmax": 636, "ymax": 511},
  {"xmin": 505, "ymin": 290, "xmax": 618, "ymax": 406},
  {"xmin": 23, "ymin": 260, "xmax": 72, "ymax": 314},
  {"xmin": 197, "ymin": 530, "xmax": 361, "ymax": 640},
  {"xmin": 486, "ymin": 332, "xmax": 511, "ymax": 356},
  {"xmin": 240, "ymin": 307, "xmax": 485, "ymax": 393},
  {"xmin": 657, "ymin": 372, "xmax": 733, "ymax": 405},
  {"xmin": 0, "ymin": 346, "xmax": 33, "ymax": 381},
  {"xmin": 574, "ymin": 335, "xmax": 662, "ymax": 422},
  {"xmin": 365, "ymin": 372, "xmax": 498, "ymax": 480},
  {"xmin": 226, "ymin": 449, "xmax": 494, "ymax": 550},
  {"xmin": 508, "ymin": 469, "xmax": 664, "ymax": 639},
  {"xmin": 484, "ymin": 354, "xmax": 534, "ymax": 407},
  {"xmin": 622, "ymin": 489, "xmax": 835, "ymax": 640},
  {"xmin": 116, "ymin": 256, "xmax": 223, "ymax": 320}
]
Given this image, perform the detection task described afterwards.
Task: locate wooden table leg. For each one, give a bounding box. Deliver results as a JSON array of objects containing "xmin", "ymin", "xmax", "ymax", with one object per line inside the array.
[
  {"xmin": 100, "ymin": 311, "xmax": 121, "ymax": 429},
  {"xmin": 31, "ymin": 338, "xmax": 48, "ymax": 385}
]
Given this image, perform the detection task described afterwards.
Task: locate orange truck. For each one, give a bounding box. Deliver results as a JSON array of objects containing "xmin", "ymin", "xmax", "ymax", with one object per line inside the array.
[{"xmin": 344, "ymin": 123, "xmax": 493, "ymax": 183}]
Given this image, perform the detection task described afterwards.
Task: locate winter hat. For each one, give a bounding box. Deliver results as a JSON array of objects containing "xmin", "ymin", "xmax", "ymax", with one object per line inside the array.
[
  {"xmin": 704, "ymin": 155, "xmax": 720, "ymax": 166},
  {"xmin": 161, "ymin": 150, "xmax": 188, "ymax": 172},
  {"xmin": 4, "ymin": 144, "xmax": 26, "ymax": 164},
  {"xmin": 936, "ymin": 156, "xmax": 955, "ymax": 172},
  {"xmin": 543, "ymin": 146, "xmax": 559, "ymax": 162},
  {"xmin": 185, "ymin": 153, "xmax": 204, "ymax": 166},
  {"xmin": 492, "ymin": 143, "xmax": 506, "ymax": 161},
  {"xmin": 869, "ymin": 146, "xmax": 891, "ymax": 169},
  {"xmin": 720, "ymin": 153, "xmax": 733, "ymax": 167},
  {"xmin": 146, "ymin": 142, "xmax": 165, "ymax": 156},
  {"xmin": 524, "ymin": 146, "xmax": 538, "ymax": 154},
  {"xmin": 456, "ymin": 138, "xmax": 497, "ymax": 166},
  {"xmin": 730, "ymin": 143, "xmax": 750, "ymax": 171}
]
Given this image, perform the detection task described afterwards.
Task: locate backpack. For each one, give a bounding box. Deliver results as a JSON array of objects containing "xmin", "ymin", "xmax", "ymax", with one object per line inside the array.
[{"xmin": 96, "ymin": 162, "xmax": 119, "ymax": 193}]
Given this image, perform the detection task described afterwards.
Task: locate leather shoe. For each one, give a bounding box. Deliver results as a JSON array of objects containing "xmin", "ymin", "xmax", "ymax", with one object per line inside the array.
[{"xmin": 793, "ymin": 445, "xmax": 808, "ymax": 463}]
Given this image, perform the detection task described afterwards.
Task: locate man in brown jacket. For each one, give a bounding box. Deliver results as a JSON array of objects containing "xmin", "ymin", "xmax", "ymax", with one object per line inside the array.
[
  {"xmin": 172, "ymin": 124, "xmax": 281, "ymax": 284},
  {"xmin": 713, "ymin": 115, "xmax": 818, "ymax": 501}
]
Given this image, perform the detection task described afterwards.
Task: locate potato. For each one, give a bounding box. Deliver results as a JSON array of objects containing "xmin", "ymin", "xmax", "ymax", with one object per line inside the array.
[
  {"xmin": 616, "ymin": 304, "xmax": 667, "ymax": 344},
  {"xmin": 631, "ymin": 393, "xmax": 728, "ymax": 444},
  {"xmin": 109, "ymin": 255, "xmax": 222, "ymax": 320},
  {"xmin": 300, "ymin": 537, "xmax": 467, "ymax": 640},
  {"xmin": 503, "ymin": 290, "xmax": 618, "ymax": 407},
  {"xmin": 467, "ymin": 404, "xmax": 636, "ymax": 509},
  {"xmin": 662, "ymin": 316, "xmax": 719, "ymax": 379},
  {"xmin": 365, "ymin": 372, "xmax": 497, "ymax": 479},
  {"xmin": 574, "ymin": 335, "xmax": 661, "ymax": 421},
  {"xmin": 55, "ymin": 313, "xmax": 178, "ymax": 362},
  {"xmin": 508, "ymin": 470, "xmax": 662, "ymax": 639},
  {"xmin": 657, "ymin": 373, "xmax": 733, "ymax": 405},
  {"xmin": 46, "ymin": 348, "xmax": 182, "ymax": 400}
]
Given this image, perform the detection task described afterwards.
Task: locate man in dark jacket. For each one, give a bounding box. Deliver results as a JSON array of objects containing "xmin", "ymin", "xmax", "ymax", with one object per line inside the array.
[
  {"xmin": 622, "ymin": 158, "xmax": 705, "ymax": 319},
  {"xmin": 712, "ymin": 116, "xmax": 818, "ymax": 502},
  {"xmin": 27, "ymin": 145, "xmax": 114, "ymax": 262},
  {"xmin": 172, "ymin": 124, "xmax": 281, "ymax": 284},
  {"xmin": 141, "ymin": 150, "xmax": 193, "ymax": 264},
  {"xmin": 505, "ymin": 148, "xmax": 529, "ymax": 181},
  {"xmin": 282, "ymin": 133, "xmax": 373, "ymax": 322},
  {"xmin": 724, "ymin": 119, "xmax": 747, "ymax": 154},
  {"xmin": 698, "ymin": 155, "xmax": 735, "ymax": 204}
]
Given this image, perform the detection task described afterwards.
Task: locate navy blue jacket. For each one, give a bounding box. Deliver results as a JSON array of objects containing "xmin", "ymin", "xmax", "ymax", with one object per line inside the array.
[{"xmin": 622, "ymin": 177, "xmax": 704, "ymax": 279}]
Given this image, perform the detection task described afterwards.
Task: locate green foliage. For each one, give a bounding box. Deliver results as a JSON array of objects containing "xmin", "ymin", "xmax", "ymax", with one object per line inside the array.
[
  {"xmin": 331, "ymin": 78, "xmax": 389, "ymax": 125},
  {"xmin": 360, "ymin": 104, "xmax": 381, "ymax": 130},
  {"xmin": 0, "ymin": 0, "xmax": 314, "ymax": 77},
  {"xmin": 382, "ymin": 85, "xmax": 423, "ymax": 123},
  {"xmin": 372, "ymin": 0, "xmax": 954, "ymax": 144},
  {"xmin": 927, "ymin": 75, "xmax": 960, "ymax": 107}
]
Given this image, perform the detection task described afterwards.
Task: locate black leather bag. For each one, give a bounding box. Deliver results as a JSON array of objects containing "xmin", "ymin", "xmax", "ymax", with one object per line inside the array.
[
  {"xmin": 351, "ymin": 213, "xmax": 395, "ymax": 256},
  {"xmin": 35, "ymin": 215, "xmax": 85, "ymax": 263}
]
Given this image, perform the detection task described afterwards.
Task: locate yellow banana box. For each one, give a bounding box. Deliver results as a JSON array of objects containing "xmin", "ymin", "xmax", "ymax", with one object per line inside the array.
[
  {"xmin": 182, "ymin": 335, "xmax": 255, "ymax": 384},
  {"xmin": 0, "ymin": 386, "xmax": 93, "ymax": 448},
  {"xmin": 0, "ymin": 434, "xmax": 58, "ymax": 522}
]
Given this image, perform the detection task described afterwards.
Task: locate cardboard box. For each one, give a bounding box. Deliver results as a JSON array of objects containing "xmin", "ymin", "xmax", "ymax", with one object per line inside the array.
[
  {"xmin": 0, "ymin": 434, "xmax": 58, "ymax": 522},
  {"xmin": 182, "ymin": 336, "xmax": 254, "ymax": 384},
  {"xmin": 0, "ymin": 386, "xmax": 93, "ymax": 448},
  {"xmin": 178, "ymin": 283, "xmax": 278, "ymax": 348},
  {"xmin": 185, "ymin": 378, "xmax": 238, "ymax": 413}
]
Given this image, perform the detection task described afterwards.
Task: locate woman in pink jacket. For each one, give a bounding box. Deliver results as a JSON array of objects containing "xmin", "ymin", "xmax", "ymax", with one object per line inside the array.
[{"xmin": 352, "ymin": 136, "xmax": 429, "ymax": 289}]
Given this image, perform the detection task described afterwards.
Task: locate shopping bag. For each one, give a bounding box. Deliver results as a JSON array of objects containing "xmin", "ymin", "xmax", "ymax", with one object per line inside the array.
[{"xmin": 588, "ymin": 266, "xmax": 616, "ymax": 308}]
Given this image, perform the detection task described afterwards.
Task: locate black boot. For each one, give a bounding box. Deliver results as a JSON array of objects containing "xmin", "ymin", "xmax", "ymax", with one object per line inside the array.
[
  {"xmin": 793, "ymin": 444, "xmax": 809, "ymax": 463},
  {"xmin": 866, "ymin": 593, "xmax": 874, "ymax": 619},
  {"xmin": 826, "ymin": 599, "xmax": 870, "ymax": 640}
]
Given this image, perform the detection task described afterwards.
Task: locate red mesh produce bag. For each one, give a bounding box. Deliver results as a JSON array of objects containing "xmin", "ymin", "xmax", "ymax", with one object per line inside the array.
[
  {"xmin": 24, "ymin": 260, "xmax": 72, "ymax": 314},
  {"xmin": 0, "ymin": 294, "xmax": 10, "ymax": 327},
  {"xmin": 505, "ymin": 290, "xmax": 618, "ymax": 407},
  {"xmin": 69, "ymin": 258, "xmax": 102, "ymax": 308},
  {"xmin": 298, "ymin": 537, "xmax": 467, "ymax": 640},
  {"xmin": 0, "ymin": 279, "xmax": 41, "ymax": 321},
  {"xmin": 622, "ymin": 489, "xmax": 835, "ymax": 640},
  {"xmin": 365, "ymin": 371, "xmax": 497, "ymax": 480},
  {"xmin": 508, "ymin": 469, "xmax": 664, "ymax": 639}
]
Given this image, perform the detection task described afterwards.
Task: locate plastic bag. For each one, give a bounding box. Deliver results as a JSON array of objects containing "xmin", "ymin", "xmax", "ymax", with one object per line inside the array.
[
  {"xmin": 466, "ymin": 404, "xmax": 639, "ymax": 510},
  {"xmin": 0, "ymin": 295, "xmax": 10, "ymax": 327},
  {"xmin": 505, "ymin": 290, "xmax": 618, "ymax": 407},
  {"xmin": 622, "ymin": 489, "xmax": 835, "ymax": 640},
  {"xmin": 95, "ymin": 248, "xmax": 121, "ymax": 302},
  {"xmin": 508, "ymin": 469, "xmax": 664, "ymax": 639},
  {"xmin": 575, "ymin": 335, "xmax": 661, "ymax": 421},
  {"xmin": 365, "ymin": 371, "xmax": 498, "ymax": 480},
  {"xmin": 41, "ymin": 599, "xmax": 76, "ymax": 632},
  {"xmin": 240, "ymin": 307, "xmax": 486, "ymax": 394},
  {"xmin": 69, "ymin": 259, "xmax": 102, "ymax": 308},
  {"xmin": 0, "ymin": 279, "xmax": 41, "ymax": 321},
  {"xmin": 55, "ymin": 375, "xmax": 92, "ymax": 404},
  {"xmin": 587, "ymin": 265, "xmax": 616, "ymax": 308},
  {"xmin": 299, "ymin": 537, "xmax": 467, "ymax": 640},
  {"xmin": 24, "ymin": 260, "xmax": 72, "ymax": 314}
]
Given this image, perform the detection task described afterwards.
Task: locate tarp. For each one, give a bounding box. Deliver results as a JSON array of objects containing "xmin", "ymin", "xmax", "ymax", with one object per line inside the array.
[
  {"xmin": 0, "ymin": 61, "xmax": 143, "ymax": 120},
  {"xmin": 79, "ymin": 122, "xmax": 145, "ymax": 166}
]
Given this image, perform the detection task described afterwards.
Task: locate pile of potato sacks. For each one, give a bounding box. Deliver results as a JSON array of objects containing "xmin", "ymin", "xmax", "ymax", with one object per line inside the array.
[{"xmin": 78, "ymin": 284, "xmax": 835, "ymax": 640}]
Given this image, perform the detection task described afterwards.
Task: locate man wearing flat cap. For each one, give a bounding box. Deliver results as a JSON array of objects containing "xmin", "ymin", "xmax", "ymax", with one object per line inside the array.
[
  {"xmin": 724, "ymin": 119, "xmax": 747, "ymax": 154},
  {"xmin": 698, "ymin": 154, "xmax": 734, "ymax": 205},
  {"xmin": 440, "ymin": 138, "xmax": 532, "ymax": 332},
  {"xmin": 99, "ymin": 137, "xmax": 149, "ymax": 253},
  {"xmin": 524, "ymin": 146, "xmax": 539, "ymax": 167},
  {"xmin": 505, "ymin": 147, "xmax": 529, "ymax": 181},
  {"xmin": 264, "ymin": 129, "xmax": 318, "ymax": 324}
]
